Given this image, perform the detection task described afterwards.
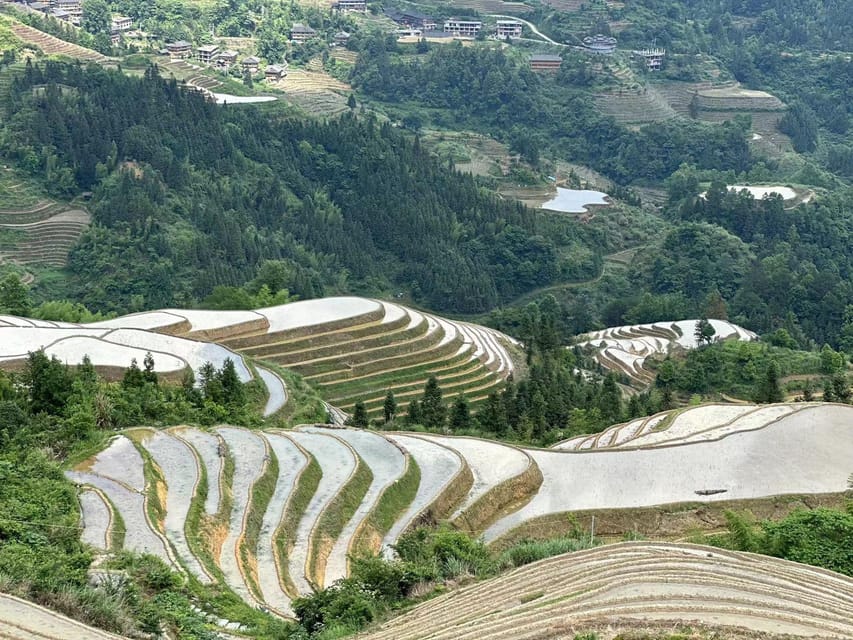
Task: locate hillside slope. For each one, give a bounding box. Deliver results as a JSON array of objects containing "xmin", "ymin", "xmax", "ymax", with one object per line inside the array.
[
  {"xmin": 359, "ymin": 542, "xmax": 853, "ymax": 640},
  {"xmin": 64, "ymin": 403, "xmax": 853, "ymax": 617},
  {"xmin": 0, "ymin": 297, "xmax": 518, "ymax": 416}
]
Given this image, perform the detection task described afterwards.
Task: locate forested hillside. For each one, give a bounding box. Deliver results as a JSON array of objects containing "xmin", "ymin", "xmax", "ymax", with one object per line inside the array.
[
  {"xmin": 351, "ymin": 40, "xmax": 754, "ymax": 184},
  {"xmin": 0, "ymin": 61, "xmax": 585, "ymax": 314}
]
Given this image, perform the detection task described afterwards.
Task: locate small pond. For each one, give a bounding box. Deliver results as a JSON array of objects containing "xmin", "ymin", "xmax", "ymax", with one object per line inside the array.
[{"xmin": 540, "ymin": 188, "xmax": 610, "ymax": 213}]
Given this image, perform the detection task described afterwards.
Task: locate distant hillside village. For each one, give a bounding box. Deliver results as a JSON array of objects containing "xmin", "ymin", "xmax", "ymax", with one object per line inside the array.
[{"xmin": 3, "ymin": 0, "xmax": 667, "ymax": 84}]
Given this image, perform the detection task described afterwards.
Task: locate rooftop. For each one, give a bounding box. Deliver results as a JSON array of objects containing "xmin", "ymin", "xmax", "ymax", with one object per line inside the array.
[
  {"xmin": 530, "ymin": 53, "xmax": 562, "ymax": 62},
  {"xmin": 168, "ymin": 40, "xmax": 192, "ymax": 48}
]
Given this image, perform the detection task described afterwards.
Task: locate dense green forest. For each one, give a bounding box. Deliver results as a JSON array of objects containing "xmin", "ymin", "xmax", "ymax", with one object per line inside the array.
[{"xmin": 0, "ymin": 61, "xmax": 596, "ymax": 314}]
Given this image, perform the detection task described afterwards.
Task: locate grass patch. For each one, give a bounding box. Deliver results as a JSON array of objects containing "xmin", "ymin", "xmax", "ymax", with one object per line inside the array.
[
  {"xmin": 519, "ymin": 590, "xmax": 544, "ymax": 603},
  {"xmin": 352, "ymin": 455, "xmax": 421, "ymax": 557},
  {"xmin": 239, "ymin": 443, "xmax": 279, "ymax": 601},
  {"xmin": 307, "ymin": 455, "xmax": 373, "ymax": 587},
  {"xmin": 277, "ymin": 449, "xmax": 322, "ymax": 596},
  {"xmin": 256, "ymin": 361, "xmax": 326, "ymax": 427},
  {"xmin": 105, "ymin": 492, "xmax": 125, "ymax": 550},
  {"xmin": 124, "ymin": 430, "xmax": 167, "ymax": 530}
]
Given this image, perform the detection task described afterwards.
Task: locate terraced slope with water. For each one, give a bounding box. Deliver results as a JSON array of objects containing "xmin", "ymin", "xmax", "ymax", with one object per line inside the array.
[{"xmin": 64, "ymin": 403, "xmax": 853, "ymax": 619}]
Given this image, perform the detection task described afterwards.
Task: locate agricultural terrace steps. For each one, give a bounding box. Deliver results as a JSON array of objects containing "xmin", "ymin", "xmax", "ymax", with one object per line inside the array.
[
  {"xmin": 358, "ymin": 542, "xmax": 853, "ymax": 640},
  {"xmin": 550, "ymin": 402, "xmax": 819, "ymax": 451},
  {"xmin": 217, "ymin": 427, "xmax": 269, "ymax": 607},
  {"xmin": 135, "ymin": 428, "xmax": 214, "ymax": 584},
  {"xmin": 285, "ymin": 430, "xmax": 359, "ymax": 594},
  {"xmin": 67, "ymin": 405, "xmax": 853, "ymax": 618},
  {"xmin": 484, "ymin": 404, "xmax": 853, "ymax": 543},
  {"xmin": 0, "ymin": 592, "xmax": 130, "ymax": 640},
  {"xmin": 299, "ymin": 426, "xmax": 408, "ymax": 585},
  {"xmin": 380, "ymin": 434, "xmax": 468, "ymax": 557}
]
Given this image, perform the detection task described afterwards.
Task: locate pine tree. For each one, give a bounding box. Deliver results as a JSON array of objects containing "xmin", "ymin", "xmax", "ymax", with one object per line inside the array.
[
  {"xmin": 449, "ymin": 395, "xmax": 471, "ymax": 432},
  {"xmin": 122, "ymin": 358, "xmax": 145, "ymax": 389},
  {"xmin": 755, "ymin": 361, "xmax": 783, "ymax": 403},
  {"xmin": 420, "ymin": 376, "xmax": 446, "ymax": 429},
  {"xmin": 143, "ymin": 352, "xmax": 159, "ymax": 385},
  {"xmin": 218, "ymin": 358, "xmax": 245, "ymax": 406},
  {"xmin": 406, "ymin": 398, "xmax": 421, "ymax": 425},
  {"xmin": 351, "ymin": 401, "xmax": 369, "ymax": 428},
  {"xmin": 383, "ymin": 390, "xmax": 396, "ymax": 424}
]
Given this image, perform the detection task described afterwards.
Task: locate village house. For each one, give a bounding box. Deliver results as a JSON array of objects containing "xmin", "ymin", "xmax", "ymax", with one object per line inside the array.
[
  {"xmin": 290, "ymin": 23, "xmax": 317, "ymax": 43},
  {"xmin": 264, "ymin": 63, "xmax": 288, "ymax": 81},
  {"xmin": 214, "ymin": 50, "xmax": 238, "ymax": 71},
  {"xmin": 495, "ymin": 20, "xmax": 522, "ymax": 39},
  {"xmin": 333, "ymin": 30, "xmax": 350, "ymax": 46},
  {"xmin": 111, "ymin": 15, "xmax": 132, "ymax": 31},
  {"xmin": 109, "ymin": 28, "xmax": 120, "ymax": 45},
  {"xmin": 335, "ymin": 0, "xmax": 365, "ymax": 12},
  {"xmin": 583, "ymin": 34, "xmax": 617, "ymax": 54},
  {"xmin": 443, "ymin": 18, "xmax": 482, "ymax": 38},
  {"xmin": 196, "ymin": 44, "xmax": 219, "ymax": 64},
  {"xmin": 383, "ymin": 8, "xmax": 436, "ymax": 30},
  {"xmin": 634, "ymin": 48, "xmax": 666, "ymax": 71},
  {"xmin": 241, "ymin": 56, "xmax": 260, "ymax": 74},
  {"xmin": 167, "ymin": 40, "xmax": 193, "ymax": 60},
  {"xmin": 50, "ymin": 7, "xmax": 70, "ymax": 21},
  {"xmin": 28, "ymin": 2, "xmax": 49, "ymax": 13},
  {"xmin": 54, "ymin": 0, "xmax": 81, "ymax": 22},
  {"xmin": 529, "ymin": 53, "xmax": 562, "ymax": 72}
]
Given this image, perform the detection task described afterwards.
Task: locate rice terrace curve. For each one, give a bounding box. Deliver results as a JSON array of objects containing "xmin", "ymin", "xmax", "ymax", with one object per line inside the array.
[{"xmin": 0, "ymin": 300, "xmax": 851, "ymax": 637}]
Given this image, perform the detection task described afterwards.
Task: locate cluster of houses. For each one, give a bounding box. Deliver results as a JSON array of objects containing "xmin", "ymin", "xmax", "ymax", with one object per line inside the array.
[
  {"xmin": 384, "ymin": 9, "xmax": 524, "ymax": 41},
  {"xmin": 22, "ymin": 0, "xmax": 134, "ymax": 44},
  {"xmin": 165, "ymin": 42, "xmax": 293, "ymax": 81}
]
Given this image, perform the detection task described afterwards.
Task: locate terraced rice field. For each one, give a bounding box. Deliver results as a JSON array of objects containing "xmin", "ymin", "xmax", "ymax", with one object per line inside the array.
[
  {"xmin": 0, "ymin": 593, "xmax": 129, "ymax": 640},
  {"xmin": 64, "ymin": 402, "xmax": 852, "ymax": 622},
  {"xmin": 22, "ymin": 297, "xmax": 516, "ymax": 418},
  {"xmin": 576, "ymin": 318, "xmax": 756, "ymax": 387},
  {"xmin": 273, "ymin": 69, "xmax": 350, "ymax": 117},
  {"xmin": 361, "ymin": 542, "xmax": 853, "ymax": 640},
  {"xmin": 0, "ymin": 322, "xmax": 254, "ymax": 384},
  {"xmin": 0, "ymin": 200, "xmax": 90, "ymax": 268},
  {"xmin": 594, "ymin": 86, "xmax": 678, "ymax": 125},
  {"xmin": 8, "ymin": 21, "xmax": 108, "ymax": 63}
]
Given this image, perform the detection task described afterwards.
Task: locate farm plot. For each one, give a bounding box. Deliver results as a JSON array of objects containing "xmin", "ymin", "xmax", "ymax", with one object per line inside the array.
[
  {"xmin": 274, "ymin": 70, "xmax": 351, "ymax": 117},
  {"xmin": 66, "ymin": 471, "xmax": 172, "ymax": 564},
  {"xmin": 257, "ymin": 366, "xmax": 288, "ymax": 417},
  {"xmin": 0, "ymin": 208, "xmax": 91, "ymax": 267},
  {"xmin": 78, "ymin": 489, "xmax": 111, "ymax": 550},
  {"xmin": 285, "ymin": 431, "xmax": 357, "ymax": 594},
  {"xmin": 486, "ymin": 404, "xmax": 853, "ymax": 543},
  {"xmin": 139, "ymin": 430, "xmax": 212, "ymax": 583},
  {"xmin": 0, "ymin": 322, "xmax": 253, "ymax": 382},
  {"xmin": 0, "ymin": 593, "xmax": 130, "ymax": 640},
  {"xmin": 381, "ymin": 435, "xmax": 464, "ymax": 556},
  {"xmin": 594, "ymin": 87, "xmax": 678, "ymax": 125},
  {"xmin": 83, "ymin": 435, "xmax": 146, "ymax": 491},
  {"xmin": 576, "ymin": 319, "xmax": 755, "ymax": 387},
  {"xmin": 217, "ymin": 427, "xmax": 269, "ymax": 605},
  {"xmin": 361, "ymin": 542, "xmax": 853, "ymax": 640},
  {"xmin": 8, "ymin": 21, "xmax": 108, "ymax": 63},
  {"xmin": 302, "ymin": 427, "xmax": 407, "ymax": 587},
  {"xmin": 417, "ymin": 435, "xmax": 532, "ymax": 519},
  {"xmin": 256, "ymin": 433, "xmax": 308, "ymax": 615},
  {"xmin": 173, "ymin": 428, "xmax": 223, "ymax": 516}
]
